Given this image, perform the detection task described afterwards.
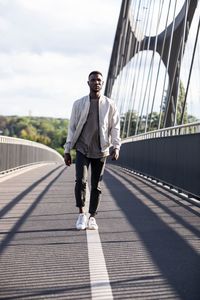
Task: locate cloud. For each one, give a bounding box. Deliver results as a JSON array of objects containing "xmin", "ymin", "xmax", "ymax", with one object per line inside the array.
[
  {"xmin": 0, "ymin": 51, "xmax": 112, "ymax": 118},
  {"xmin": 0, "ymin": 0, "xmax": 121, "ymax": 118},
  {"xmin": 0, "ymin": 0, "xmax": 120, "ymax": 55}
]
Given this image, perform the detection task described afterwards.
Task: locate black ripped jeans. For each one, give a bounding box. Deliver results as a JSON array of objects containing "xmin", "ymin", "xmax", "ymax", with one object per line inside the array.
[{"xmin": 75, "ymin": 151, "xmax": 106, "ymax": 215}]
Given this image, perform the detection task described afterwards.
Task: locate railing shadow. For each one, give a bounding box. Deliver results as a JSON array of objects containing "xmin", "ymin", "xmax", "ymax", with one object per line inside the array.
[
  {"xmin": 109, "ymin": 166, "xmax": 200, "ymax": 238},
  {"xmin": 104, "ymin": 168, "xmax": 200, "ymax": 300},
  {"xmin": 0, "ymin": 165, "xmax": 63, "ymax": 219},
  {"xmin": 0, "ymin": 166, "xmax": 66, "ymax": 255}
]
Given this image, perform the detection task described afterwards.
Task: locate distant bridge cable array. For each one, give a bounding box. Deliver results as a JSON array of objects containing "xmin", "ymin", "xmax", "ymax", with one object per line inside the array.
[
  {"xmin": 180, "ymin": 15, "xmax": 200, "ymax": 124},
  {"xmin": 137, "ymin": 0, "xmax": 164, "ymax": 134},
  {"xmin": 158, "ymin": 0, "xmax": 177, "ymax": 129},
  {"xmin": 105, "ymin": 0, "xmax": 200, "ymax": 200},
  {"xmin": 105, "ymin": 0, "xmax": 200, "ymax": 138},
  {"xmin": 142, "ymin": 0, "xmax": 165, "ymax": 131}
]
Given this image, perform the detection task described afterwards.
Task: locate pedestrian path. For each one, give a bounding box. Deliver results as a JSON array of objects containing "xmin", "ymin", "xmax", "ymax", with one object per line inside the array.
[{"xmin": 0, "ymin": 163, "xmax": 200, "ymax": 299}]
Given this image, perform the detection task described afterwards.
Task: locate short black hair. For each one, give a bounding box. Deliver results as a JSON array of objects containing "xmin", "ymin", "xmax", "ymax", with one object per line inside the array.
[{"xmin": 88, "ymin": 71, "xmax": 103, "ymax": 79}]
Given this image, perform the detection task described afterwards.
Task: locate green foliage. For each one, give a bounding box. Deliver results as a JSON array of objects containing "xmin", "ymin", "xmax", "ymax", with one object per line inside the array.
[
  {"xmin": 120, "ymin": 108, "xmax": 198, "ymax": 138},
  {"xmin": 176, "ymin": 81, "xmax": 187, "ymax": 125},
  {"xmin": 0, "ymin": 115, "xmax": 69, "ymax": 155},
  {"xmin": 176, "ymin": 81, "xmax": 199, "ymax": 124},
  {"xmin": 120, "ymin": 81, "xmax": 198, "ymax": 138},
  {"xmin": 120, "ymin": 110, "xmax": 160, "ymax": 137},
  {"xmin": 120, "ymin": 110, "xmax": 137, "ymax": 138}
]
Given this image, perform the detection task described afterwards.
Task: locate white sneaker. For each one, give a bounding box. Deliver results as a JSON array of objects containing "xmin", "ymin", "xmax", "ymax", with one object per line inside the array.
[
  {"xmin": 76, "ymin": 213, "xmax": 87, "ymax": 230},
  {"xmin": 88, "ymin": 217, "xmax": 98, "ymax": 230}
]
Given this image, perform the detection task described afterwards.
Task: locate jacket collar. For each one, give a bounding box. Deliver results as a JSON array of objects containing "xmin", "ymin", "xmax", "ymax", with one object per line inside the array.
[{"xmin": 87, "ymin": 94, "xmax": 105, "ymax": 103}]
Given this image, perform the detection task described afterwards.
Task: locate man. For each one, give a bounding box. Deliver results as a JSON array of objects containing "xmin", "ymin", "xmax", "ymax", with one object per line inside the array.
[{"xmin": 64, "ymin": 71, "xmax": 121, "ymax": 230}]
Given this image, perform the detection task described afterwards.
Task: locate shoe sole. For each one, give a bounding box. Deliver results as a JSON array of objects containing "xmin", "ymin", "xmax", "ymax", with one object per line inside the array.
[
  {"xmin": 76, "ymin": 224, "xmax": 87, "ymax": 230},
  {"xmin": 87, "ymin": 226, "xmax": 98, "ymax": 230},
  {"xmin": 76, "ymin": 228, "xmax": 86, "ymax": 230}
]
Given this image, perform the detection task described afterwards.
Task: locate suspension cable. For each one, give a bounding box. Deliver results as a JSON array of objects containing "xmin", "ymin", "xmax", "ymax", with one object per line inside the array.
[
  {"xmin": 180, "ymin": 14, "xmax": 200, "ymax": 124},
  {"xmin": 136, "ymin": 0, "xmax": 164, "ymax": 134},
  {"xmin": 127, "ymin": 0, "xmax": 154, "ymax": 136},
  {"xmin": 174, "ymin": 0, "xmax": 189, "ymax": 125},
  {"xmin": 121, "ymin": 0, "xmax": 139, "ymax": 137},
  {"xmin": 133, "ymin": 0, "xmax": 153, "ymax": 135},
  {"xmin": 138, "ymin": 0, "xmax": 165, "ymax": 134},
  {"xmin": 127, "ymin": 0, "xmax": 143, "ymax": 136},
  {"xmin": 159, "ymin": 0, "xmax": 178, "ymax": 129},
  {"xmin": 146, "ymin": 0, "xmax": 168, "ymax": 131}
]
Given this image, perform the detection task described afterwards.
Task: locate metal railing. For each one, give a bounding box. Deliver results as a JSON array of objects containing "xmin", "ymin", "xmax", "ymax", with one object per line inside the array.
[
  {"xmin": 122, "ymin": 121, "xmax": 200, "ymax": 143},
  {"xmin": 117, "ymin": 122, "xmax": 200, "ymax": 199},
  {"xmin": 0, "ymin": 135, "xmax": 64, "ymax": 173}
]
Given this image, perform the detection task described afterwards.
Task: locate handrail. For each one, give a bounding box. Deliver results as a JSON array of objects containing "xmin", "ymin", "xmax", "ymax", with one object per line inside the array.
[
  {"xmin": 0, "ymin": 135, "xmax": 64, "ymax": 172},
  {"xmin": 0, "ymin": 135, "xmax": 58, "ymax": 152},
  {"xmin": 118, "ymin": 122, "xmax": 200, "ymax": 199},
  {"xmin": 122, "ymin": 121, "xmax": 200, "ymax": 143}
]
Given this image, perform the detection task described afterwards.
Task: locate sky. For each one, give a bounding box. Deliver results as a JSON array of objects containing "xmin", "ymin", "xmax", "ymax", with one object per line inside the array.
[{"xmin": 0, "ymin": 0, "xmax": 121, "ymax": 119}]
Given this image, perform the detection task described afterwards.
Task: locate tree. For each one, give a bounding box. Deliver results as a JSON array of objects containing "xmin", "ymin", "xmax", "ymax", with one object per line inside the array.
[
  {"xmin": 0, "ymin": 116, "xmax": 69, "ymax": 155},
  {"xmin": 120, "ymin": 110, "xmax": 137, "ymax": 138},
  {"xmin": 176, "ymin": 80, "xmax": 188, "ymax": 125}
]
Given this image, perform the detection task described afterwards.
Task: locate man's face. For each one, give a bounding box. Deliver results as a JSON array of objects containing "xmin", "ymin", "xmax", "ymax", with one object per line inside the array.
[{"xmin": 88, "ymin": 73, "xmax": 104, "ymax": 92}]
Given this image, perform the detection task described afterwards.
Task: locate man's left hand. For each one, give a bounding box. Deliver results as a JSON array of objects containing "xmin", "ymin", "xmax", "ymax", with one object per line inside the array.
[{"xmin": 111, "ymin": 148, "xmax": 119, "ymax": 161}]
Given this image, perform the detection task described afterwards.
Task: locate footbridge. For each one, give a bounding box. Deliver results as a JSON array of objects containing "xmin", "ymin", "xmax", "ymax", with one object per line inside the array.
[
  {"xmin": 0, "ymin": 120, "xmax": 200, "ymax": 300},
  {"xmin": 0, "ymin": 0, "xmax": 200, "ymax": 299}
]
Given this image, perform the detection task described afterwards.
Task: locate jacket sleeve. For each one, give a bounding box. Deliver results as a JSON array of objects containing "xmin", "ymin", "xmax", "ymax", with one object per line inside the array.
[
  {"xmin": 63, "ymin": 102, "xmax": 77, "ymax": 153},
  {"xmin": 110, "ymin": 103, "xmax": 121, "ymax": 150}
]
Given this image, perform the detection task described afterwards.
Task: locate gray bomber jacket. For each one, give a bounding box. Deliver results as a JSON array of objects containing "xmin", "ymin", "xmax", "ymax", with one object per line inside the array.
[{"xmin": 64, "ymin": 95, "xmax": 121, "ymax": 154}]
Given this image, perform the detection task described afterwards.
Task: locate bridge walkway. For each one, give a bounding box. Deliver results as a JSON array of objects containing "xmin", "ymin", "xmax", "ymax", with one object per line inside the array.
[{"xmin": 0, "ymin": 163, "xmax": 200, "ymax": 299}]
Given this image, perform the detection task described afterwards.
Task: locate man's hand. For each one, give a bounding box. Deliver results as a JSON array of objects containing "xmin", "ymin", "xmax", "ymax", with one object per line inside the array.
[
  {"xmin": 64, "ymin": 153, "xmax": 72, "ymax": 166},
  {"xmin": 110, "ymin": 148, "xmax": 119, "ymax": 161}
]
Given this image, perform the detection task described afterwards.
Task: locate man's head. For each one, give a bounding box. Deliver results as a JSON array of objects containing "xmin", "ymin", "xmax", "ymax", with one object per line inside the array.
[
  {"xmin": 87, "ymin": 71, "xmax": 104, "ymax": 94},
  {"xmin": 88, "ymin": 71, "xmax": 103, "ymax": 79}
]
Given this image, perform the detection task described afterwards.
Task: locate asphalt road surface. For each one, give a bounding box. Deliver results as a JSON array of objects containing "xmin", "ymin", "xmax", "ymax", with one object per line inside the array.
[{"xmin": 0, "ymin": 163, "xmax": 200, "ymax": 300}]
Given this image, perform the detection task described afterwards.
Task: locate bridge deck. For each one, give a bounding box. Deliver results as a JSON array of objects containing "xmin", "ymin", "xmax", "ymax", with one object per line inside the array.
[{"xmin": 0, "ymin": 163, "xmax": 200, "ymax": 300}]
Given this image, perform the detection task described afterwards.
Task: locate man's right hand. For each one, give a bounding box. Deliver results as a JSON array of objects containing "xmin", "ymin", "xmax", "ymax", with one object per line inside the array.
[{"xmin": 64, "ymin": 153, "xmax": 72, "ymax": 166}]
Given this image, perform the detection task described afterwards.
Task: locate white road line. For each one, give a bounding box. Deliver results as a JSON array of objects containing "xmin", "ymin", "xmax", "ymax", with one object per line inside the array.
[
  {"xmin": 86, "ymin": 229, "xmax": 113, "ymax": 300},
  {"xmin": 85, "ymin": 184, "xmax": 113, "ymax": 299}
]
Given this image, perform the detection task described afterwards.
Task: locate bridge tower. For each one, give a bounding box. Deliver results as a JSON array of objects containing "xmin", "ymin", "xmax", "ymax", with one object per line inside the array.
[{"xmin": 105, "ymin": 0, "xmax": 199, "ymax": 135}]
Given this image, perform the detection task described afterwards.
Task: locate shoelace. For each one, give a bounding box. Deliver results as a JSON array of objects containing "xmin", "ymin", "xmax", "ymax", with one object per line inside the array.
[
  {"xmin": 79, "ymin": 215, "xmax": 86, "ymax": 224},
  {"xmin": 89, "ymin": 218, "xmax": 96, "ymax": 225}
]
